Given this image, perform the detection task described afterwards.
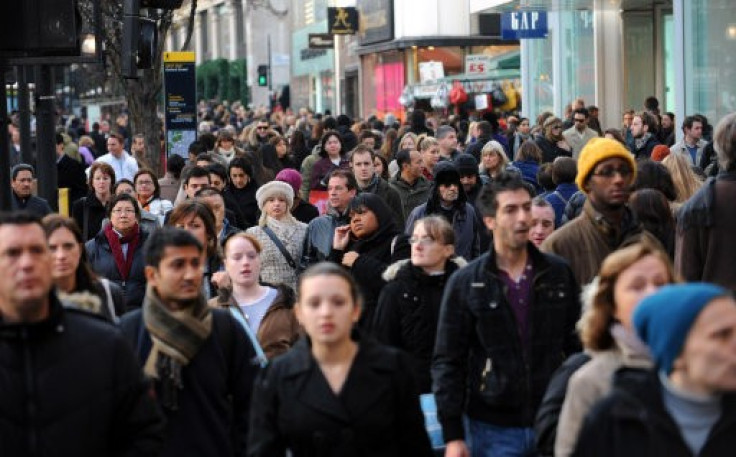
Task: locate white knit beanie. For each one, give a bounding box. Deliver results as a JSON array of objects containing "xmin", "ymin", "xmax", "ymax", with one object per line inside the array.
[{"xmin": 255, "ymin": 181, "xmax": 294, "ymax": 210}]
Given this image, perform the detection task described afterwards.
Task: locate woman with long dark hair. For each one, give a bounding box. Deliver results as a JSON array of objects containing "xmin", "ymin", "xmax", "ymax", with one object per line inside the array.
[
  {"xmin": 310, "ymin": 132, "xmax": 350, "ymax": 191},
  {"xmin": 72, "ymin": 161, "xmax": 115, "ymax": 241},
  {"xmin": 44, "ymin": 214, "xmax": 125, "ymax": 321}
]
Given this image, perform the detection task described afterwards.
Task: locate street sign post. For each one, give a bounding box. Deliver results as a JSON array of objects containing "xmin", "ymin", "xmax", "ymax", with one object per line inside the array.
[{"xmin": 163, "ymin": 51, "xmax": 197, "ymax": 159}]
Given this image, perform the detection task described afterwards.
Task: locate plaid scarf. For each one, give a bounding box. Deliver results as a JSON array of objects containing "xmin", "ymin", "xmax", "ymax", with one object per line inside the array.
[{"xmin": 143, "ymin": 285, "xmax": 212, "ymax": 410}]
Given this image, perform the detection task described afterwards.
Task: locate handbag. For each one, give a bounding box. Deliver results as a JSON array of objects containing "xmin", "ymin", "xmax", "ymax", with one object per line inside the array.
[{"xmin": 262, "ymin": 225, "xmax": 297, "ymax": 269}]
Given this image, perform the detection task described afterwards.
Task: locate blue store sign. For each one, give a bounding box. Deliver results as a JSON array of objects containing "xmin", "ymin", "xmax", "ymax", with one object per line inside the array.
[{"xmin": 501, "ymin": 11, "xmax": 548, "ymax": 39}]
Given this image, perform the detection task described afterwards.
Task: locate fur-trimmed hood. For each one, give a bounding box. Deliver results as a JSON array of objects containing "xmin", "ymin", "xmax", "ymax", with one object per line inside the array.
[
  {"xmin": 382, "ymin": 256, "xmax": 467, "ymax": 282},
  {"xmin": 58, "ymin": 290, "xmax": 103, "ymax": 314}
]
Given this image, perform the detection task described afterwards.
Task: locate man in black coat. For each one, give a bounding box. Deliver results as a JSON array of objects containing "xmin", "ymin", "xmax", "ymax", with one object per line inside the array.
[
  {"xmin": 56, "ymin": 133, "xmax": 89, "ymax": 205},
  {"xmin": 10, "ymin": 164, "xmax": 53, "ymax": 217},
  {"xmin": 433, "ymin": 172, "xmax": 580, "ymax": 457},
  {"xmin": 121, "ymin": 227, "xmax": 258, "ymax": 457},
  {"xmin": 0, "ymin": 212, "xmax": 164, "ymax": 456}
]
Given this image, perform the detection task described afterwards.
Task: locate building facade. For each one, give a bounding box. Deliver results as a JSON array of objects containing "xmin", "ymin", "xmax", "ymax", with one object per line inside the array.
[{"xmin": 470, "ymin": 0, "xmax": 736, "ymax": 134}]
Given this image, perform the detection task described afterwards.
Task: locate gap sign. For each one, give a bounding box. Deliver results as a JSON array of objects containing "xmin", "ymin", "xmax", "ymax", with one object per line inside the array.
[{"xmin": 501, "ymin": 11, "xmax": 548, "ymax": 39}]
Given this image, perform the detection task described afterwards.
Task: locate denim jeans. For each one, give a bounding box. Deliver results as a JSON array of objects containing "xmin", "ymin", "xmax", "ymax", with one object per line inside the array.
[{"xmin": 467, "ymin": 418, "xmax": 537, "ymax": 457}]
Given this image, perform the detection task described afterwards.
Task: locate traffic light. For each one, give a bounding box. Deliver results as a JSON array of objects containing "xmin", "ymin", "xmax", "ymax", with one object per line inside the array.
[
  {"xmin": 122, "ymin": 13, "xmax": 158, "ymax": 78},
  {"xmin": 257, "ymin": 65, "xmax": 269, "ymax": 87}
]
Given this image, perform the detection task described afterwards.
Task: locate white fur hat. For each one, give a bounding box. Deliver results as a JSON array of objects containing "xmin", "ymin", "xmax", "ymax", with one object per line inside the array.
[{"xmin": 255, "ymin": 180, "xmax": 294, "ymax": 210}]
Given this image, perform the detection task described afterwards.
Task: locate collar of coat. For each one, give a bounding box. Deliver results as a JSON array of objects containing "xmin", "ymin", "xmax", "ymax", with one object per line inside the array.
[{"xmin": 382, "ymin": 256, "xmax": 468, "ymax": 282}]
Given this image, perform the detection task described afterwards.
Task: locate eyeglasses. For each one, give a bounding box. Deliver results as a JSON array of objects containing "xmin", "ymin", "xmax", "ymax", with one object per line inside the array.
[
  {"xmin": 136, "ymin": 180, "xmax": 154, "ymax": 186},
  {"xmin": 409, "ymin": 236, "xmax": 438, "ymax": 246},
  {"xmin": 111, "ymin": 208, "xmax": 136, "ymax": 215},
  {"xmin": 592, "ymin": 166, "xmax": 633, "ymax": 179},
  {"xmin": 551, "ymin": 125, "xmax": 562, "ymax": 130},
  {"xmin": 256, "ymin": 126, "xmax": 268, "ymax": 131}
]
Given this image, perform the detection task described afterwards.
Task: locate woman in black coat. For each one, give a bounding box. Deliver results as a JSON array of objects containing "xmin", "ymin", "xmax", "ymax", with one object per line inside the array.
[
  {"xmin": 85, "ymin": 194, "xmax": 148, "ymax": 311},
  {"xmin": 72, "ymin": 161, "xmax": 116, "ymax": 241},
  {"xmin": 247, "ymin": 262, "xmax": 433, "ymax": 457},
  {"xmin": 225, "ymin": 157, "xmax": 261, "ymax": 228},
  {"xmin": 373, "ymin": 215, "xmax": 466, "ymax": 394},
  {"xmin": 328, "ymin": 193, "xmax": 410, "ymax": 331}
]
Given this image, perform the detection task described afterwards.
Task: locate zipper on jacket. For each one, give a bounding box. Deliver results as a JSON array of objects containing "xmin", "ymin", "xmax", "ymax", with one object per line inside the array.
[
  {"xmin": 479, "ymin": 358, "xmax": 492, "ymax": 392},
  {"xmin": 21, "ymin": 328, "xmax": 39, "ymax": 456}
]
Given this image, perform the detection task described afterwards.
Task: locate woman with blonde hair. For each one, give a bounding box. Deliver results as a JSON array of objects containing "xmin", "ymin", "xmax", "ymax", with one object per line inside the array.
[
  {"xmin": 554, "ymin": 239, "xmax": 678, "ymax": 457},
  {"xmin": 389, "ymin": 132, "xmax": 420, "ymax": 177},
  {"xmin": 661, "ymin": 152, "xmax": 704, "ymax": 210},
  {"xmin": 479, "ymin": 140, "xmax": 511, "ymax": 180},
  {"xmin": 245, "ymin": 180, "xmax": 307, "ymax": 289}
]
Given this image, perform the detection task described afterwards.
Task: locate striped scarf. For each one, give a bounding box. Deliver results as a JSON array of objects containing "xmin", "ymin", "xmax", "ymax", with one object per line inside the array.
[{"xmin": 143, "ymin": 285, "xmax": 212, "ymax": 410}]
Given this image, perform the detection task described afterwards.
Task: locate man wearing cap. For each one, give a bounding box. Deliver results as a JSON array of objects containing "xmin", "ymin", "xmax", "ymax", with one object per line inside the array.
[
  {"xmin": 574, "ymin": 283, "xmax": 736, "ymax": 457},
  {"xmin": 405, "ymin": 161, "xmax": 480, "ymax": 260},
  {"xmin": 541, "ymin": 137, "xmax": 650, "ymax": 286},
  {"xmin": 455, "ymin": 153, "xmax": 491, "ymax": 252}
]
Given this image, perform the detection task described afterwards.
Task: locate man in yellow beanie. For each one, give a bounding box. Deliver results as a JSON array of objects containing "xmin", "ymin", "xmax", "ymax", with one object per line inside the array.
[{"xmin": 541, "ymin": 137, "xmax": 654, "ymax": 285}]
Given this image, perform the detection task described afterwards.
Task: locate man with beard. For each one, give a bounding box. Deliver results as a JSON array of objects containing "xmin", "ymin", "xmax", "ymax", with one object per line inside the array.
[
  {"xmin": 541, "ymin": 137, "xmax": 652, "ymax": 286},
  {"xmin": 405, "ymin": 162, "xmax": 480, "ymax": 260},
  {"xmin": 670, "ymin": 115, "xmax": 709, "ymax": 167},
  {"xmin": 120, "ymin": 227, "xmax": 258, "ymax": 457},
  {"xmin": 350, "ymin": 145, "xmax": 404, "ymax": 226},
  {"xmin": 562, "ymin": 108, "xmax": 599, "ymax": 160},
  {"xmin": 433, "ymin": 172, "xmax": 581, "ymax": 457},
  {"xmin": 626, "ymin": 111, "xmax": 661, "ymax": 160}
]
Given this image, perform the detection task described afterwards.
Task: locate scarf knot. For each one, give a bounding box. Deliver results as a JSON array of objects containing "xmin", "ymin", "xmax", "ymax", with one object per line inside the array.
[
  {"xmin": 103, "ymin": 223, "xmax": 141, "ymax": 281},
  {"xmin": 143, "ymin": 285, "xmax": 212, "ymax": 410}
]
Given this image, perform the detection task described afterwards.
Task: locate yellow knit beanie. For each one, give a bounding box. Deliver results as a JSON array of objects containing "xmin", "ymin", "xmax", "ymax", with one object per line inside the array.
[{"xmin": 576, "ymin": 137, "xmax": 637, "ymax": 190}]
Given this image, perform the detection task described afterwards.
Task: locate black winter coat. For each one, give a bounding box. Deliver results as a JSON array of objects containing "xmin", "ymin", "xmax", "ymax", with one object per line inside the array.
[
  {"xmin": 0, "ymin": 295, "xmax": 164, "ymax": 456},
  {"xmin": 432, "ymin": 243, "xmax": 581, "ymax": 442},
  {"xmin": 86, "ymin": 227, "xmax": 149, "ymax": 311},
  {"xmin": 573, "ymin": 369, "xmax": 736, "ymax": 457},
  {"xmin": 373, "ymin": 258, "xmax": 466, "ymax": 393},
  {"xmin": 247, "ymin": 336, "xmax": 434, "ymax": 457},
  {"xmin": 534, "ymin": 134, "xmax": 573, "ymax": 164},
  {"xmin": 328, "ymin": 194, "xmax": 410, "ymax": 332},
  {"xmin": 627, "ymin": 134, "xmax": 661, "ymax": 160},
  {"xmin": 72, "ymin": 192, "xmax": 109, "ymax": 241},
  {"xmin": 225, "ymin": 182, "xmax": 260, "ymax": 228},
  {"xmin": 121, "ymin": 307, "xmax": 258, "ymax": 457}
]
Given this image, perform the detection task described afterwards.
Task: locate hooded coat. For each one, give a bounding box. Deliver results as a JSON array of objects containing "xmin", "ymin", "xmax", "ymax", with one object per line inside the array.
[
  {"xmin": 405, "ymin": 162, "xmax": 481, "ymax": 260},
  {"xmin": 328, "ymin": 193, "xmax": 410, "ymax": 331}
]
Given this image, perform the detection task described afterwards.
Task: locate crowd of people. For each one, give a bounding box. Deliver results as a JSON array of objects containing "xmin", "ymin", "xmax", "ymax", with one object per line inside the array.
[{"xmin": 2, "ymin": 96, "xmax": 736, "ymax": 457}]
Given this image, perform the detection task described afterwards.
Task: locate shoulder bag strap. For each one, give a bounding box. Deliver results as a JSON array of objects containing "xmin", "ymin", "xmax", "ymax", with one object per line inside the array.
[
  {"xmin": 554, "ymin": 190, "xmax": 569, "ymax": 205},
  {"xmin": 228, "ymin": 306, "xmax": 268, "ymax": 367},
  {"xmin": 262, "ymin": 225, "xmax": 297, "ymax": 269},
  {"xmin": 100, "ymin": 278, "xmax": 120, "ymax": 324}
]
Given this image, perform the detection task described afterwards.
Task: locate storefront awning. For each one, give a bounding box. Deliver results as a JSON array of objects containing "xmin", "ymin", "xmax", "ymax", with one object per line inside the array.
[{"xmin": 355, "ymin": 35, "xmax": 518, "ymax": 56}]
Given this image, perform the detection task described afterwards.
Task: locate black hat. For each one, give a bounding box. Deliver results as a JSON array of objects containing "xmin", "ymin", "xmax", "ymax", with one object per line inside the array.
[
  {"xmin": 454, "ymin": 153, "xmax": 478, "ymax": 176},
  {"xmin": 433, "ymin": 161, "xmax": 461, "ymax": 186}
]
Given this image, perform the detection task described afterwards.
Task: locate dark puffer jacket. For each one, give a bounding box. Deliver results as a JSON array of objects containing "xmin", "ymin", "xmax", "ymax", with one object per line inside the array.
[
  {"xmin": 573, "ymin": 369, "xmax": 736, "ymax": 457},
  {"xmin": 373, "ymin": 257, "xmax": 467, "ymax": 393},
  {"xmin": 71, "ymin": 191, "xmax": 108, "ymax": 241},
  {"xmin": 85, "ymin": 226, "xmax": 149, "ymax": 311},
  {"xmin": 0, "ymin": 295, "xmax": 164, "ymax": 456}
]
